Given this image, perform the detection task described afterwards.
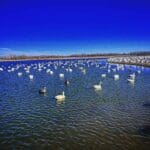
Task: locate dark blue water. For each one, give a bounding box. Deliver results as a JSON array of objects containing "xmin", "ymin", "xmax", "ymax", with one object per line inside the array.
[{"xmin": 0, "ymin": 59, "xmax": 150, "ymax": 149}]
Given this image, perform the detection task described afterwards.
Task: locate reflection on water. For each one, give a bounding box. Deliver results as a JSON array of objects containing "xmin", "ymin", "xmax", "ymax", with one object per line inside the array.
[{"xmin": 0, "ymin": 59, "xmax": 150, "ymax": 149}]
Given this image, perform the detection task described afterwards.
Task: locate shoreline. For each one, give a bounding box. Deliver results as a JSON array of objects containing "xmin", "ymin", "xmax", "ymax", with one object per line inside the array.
[
  {"xmin": 0, "ymin": 55, "xmax": 150, "ymax": 67},
  {"xmin": 108, "ymin": 56, "xmax": 150, "ymax": 67}
]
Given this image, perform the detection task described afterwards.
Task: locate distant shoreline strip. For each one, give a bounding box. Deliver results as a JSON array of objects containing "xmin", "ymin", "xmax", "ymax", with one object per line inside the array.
[
  {"xmin": 0, "ymin": 56, "xmax": 107, "ymax": 62},
  {"xmin": 0, "ymin": 56, "xmax": 150, "ymax": 67},
  {"xmin": 108, "ymin": 56, "xmax": 150, "ymax": 67}
]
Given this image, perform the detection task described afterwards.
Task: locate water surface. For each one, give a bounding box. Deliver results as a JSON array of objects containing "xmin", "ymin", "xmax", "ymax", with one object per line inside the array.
[{"xmin": 0, "ymin": 59, "xmax": 150, "ymax": 149}]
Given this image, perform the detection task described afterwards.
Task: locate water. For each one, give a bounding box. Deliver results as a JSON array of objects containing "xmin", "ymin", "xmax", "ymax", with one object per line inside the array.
[{"xmin": 0, "ymin": 59, "xmax": 150, "ymax": 149}]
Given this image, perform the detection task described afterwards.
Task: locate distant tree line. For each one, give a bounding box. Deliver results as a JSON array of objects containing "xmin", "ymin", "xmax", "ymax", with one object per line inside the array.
[{"xmin": 0, "ymin": 51, "xmax": 149, "ymax": 60}]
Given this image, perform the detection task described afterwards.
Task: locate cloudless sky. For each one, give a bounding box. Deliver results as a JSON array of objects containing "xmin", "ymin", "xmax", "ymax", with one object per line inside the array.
[{"xmin": 0, "ymin": 0, "xmax": 150, "ymax": 55}]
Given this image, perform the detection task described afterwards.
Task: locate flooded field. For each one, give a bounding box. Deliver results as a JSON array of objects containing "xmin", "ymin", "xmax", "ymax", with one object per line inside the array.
[{"xmin": 0, "ymin": 59, "xmax": 150, "ymax": 149}]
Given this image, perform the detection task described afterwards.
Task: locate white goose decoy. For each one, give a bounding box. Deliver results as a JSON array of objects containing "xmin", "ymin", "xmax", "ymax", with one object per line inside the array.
[
  {"xmin": 18, "ymin": 72, "xmax": 22, "ymax": 76},
  {"xmin": 129, "ymin": 73, "xmax": 135, "ymax": 79},
  {"xmin": 66, "ymin": 68, "xmax": 69, "ymax": 72},
  {"xmin": 26, "ymin": 70, "xmax": 30, "ymax": 73},
  {"xmin": 112, "ymin": 68, "xmax": 116, "ymax": 72},
  {"xmin": 55, "ymin": 91, "xmax": 65, "ymax": 100},
  {"xmin": 93, "ymin": 81, "xmax": 102, "ymax": 90},
  {"xmin": 54, "ymin": 66, "xmax": 57, "ymax": 70},
  {"xmin": 137, "ymin": 70, "xmax": 141, "ymax": 74},
  {"xmin": 11, "ymin": 68, "xmax": 15, "ymax": 72},
  {"xmin": 38, "ymin": 68, "xmax": 42, "ymax": 72},
  {"xmin": 50, "ymin": 70, "xmax": 54, "ymax": 75},
  {"xmin": 114, "ymin": 74, "xmax": 119, "ymax": 80},
  {"xmin": 29, "ymin": 74, "xmax": 34, "ymax": 80},
  {"xmin": 107, "ymin": 69, "xmax": 111, "ymax": 73},
  {"xmin": 46, "ymin": 69, "xmax": 51, "ymax": 73},
  {"xmin": 59, "ymin": 73, "xmax": 64, "ymax": 78},
  {"xmin": 81, "ymin": 68, "xmax": 86, "ymax": 74},
  {"xmin": 128, "ymin": 73, "xmax": 135, "ymax": 84},
  {"xmin": 101, "ymin": 74, "xmax": 106, "ymax": 78},
  {"xmin": 0, "ymin": 68, "xmax": 3, "ymax": 71},
  {"xmin": 68, "ymin": 68, "xmax": 73, "ymax": 72},
  {"xmin": 127, "ymin": 78, "xmax": 135, "ymax": 84}
]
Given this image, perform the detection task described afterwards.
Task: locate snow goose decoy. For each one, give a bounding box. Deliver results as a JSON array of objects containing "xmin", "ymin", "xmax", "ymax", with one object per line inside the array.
[
  {"xmin": 93, "ymin": 81, "xmax": 102, "ymax": 90},
  {"xmin": 18, "ymin": 72, "xmax": 22, "ymax": 76},
  {"xmin": 59, "ymin": 73, "xmax": 64, "ymax": 78},
  {"xmin": 101, "ymin": 74, "xmax": 106, "ymax": 78},
  {"xmin": 114, "ymin": 74, "xmax": 119, "ymax": 80},
  {"xmin": 55, "ymin": 91, "xmax": 65, "ymax": 100},
  {"xmin": 29, "ymin": 74, "xmax": 34, "ymax": 80}
]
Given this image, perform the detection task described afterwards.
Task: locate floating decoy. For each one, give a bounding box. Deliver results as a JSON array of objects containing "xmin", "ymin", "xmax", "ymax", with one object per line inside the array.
[
  {"xmin": 127, "ymin": 73, "xmax": 135, "ymax": 84},
  {"xmin": 39, "ymin": 86, "xmax": 47, "ymax": 94},
  {"xmin": 114, "ymin": 74, "xmax": 119, "ymax": 80},
  {"xmin": 0, "ymin": 68, "xmax": 3, "ymax": 71},
  {"xmin": 108, "ymin": 69, "xmax": 111, "ymax": 73},
  {"xmin": 29, "ymin": 75, "xmax": 34, "ymax": 80},
  {"xmin": 93, "ymin": 81, "xmax": 102, "ymax": 90},
  {"xmin": 59, "ymin": 73, "xmax": 64, "ymax": 78},
  {"xmin": 101, "ymin": 74, "xmax": 106, "ymax": 78},
  {"xmin": 127, "ymin": 78, "xmax": 135, "ymax": 84},
  {"xmin": 137, "ymin": 70, "xmax": 141, "ymax": 74},
  {"xmin": 55, "ymin": 91, "xmax": 65, "ymax": 100},
  {"xmin": 50, "ymin": 71, "xmax": 53, "ymax": 75},
  {"xmin": 46, "ymin": 69, "xmax": 51, "ymax": 73},
  {"xmin": 18, "ymin": 72, "xmax": 22, "ymax": 76},
  {"xmin": 129, "ymin": 73, "xmax": 135, "ymax": 79},
  {"xmin": 68, "ymin": 68, "xmax": 73, "ymax": 72},
  {"xmin": 82, "ymin": 69, "xmax": 86, "ymax": 74},
  {"xmin": 64, "ymin": 80, "xmax": 70, "ymax": 86}
]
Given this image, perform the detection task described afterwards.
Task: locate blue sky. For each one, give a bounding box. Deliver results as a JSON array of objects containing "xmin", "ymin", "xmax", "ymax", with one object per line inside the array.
[{"xmin": 0, "ymin": 0, "xmax": 150, "ymax": 55}]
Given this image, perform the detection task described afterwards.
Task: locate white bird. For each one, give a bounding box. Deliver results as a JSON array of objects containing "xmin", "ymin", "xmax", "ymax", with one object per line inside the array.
[
  {"xmin": 101, "ymin": 74, "xmax": 106, "ymax": 78},
  {"xmin": 11, "ymin": 68, "xmax": 15, "ymax": 72},
  {"xmin": 55, "ymin": 91, "xmax": 65, "ymax": 101},
  {"xmin": 46, "ymin": 69, "xmax": 51, "ymax": 73},
  {"xmin": 129, "ymin": 73, "xmax": 135, "ymax": 79},
  {"xmin": 29, "ymin": 75, "xmax": 34, "ymax": 80},
  {"xmin": 127, "ymin": 78, "xmax": 135, "ymax": 84},
  {"xmin": 0, "ymin": 68, "xmax": 3, "ymax": 71},
  {"xmin": 93, "ymin": 82, "xmax": 102, "ymax": 90},
  {"xmin": 112, "ymin": 68, "xmax": 116, "ymax": 72},
  {"xmin": 114, "ymin": 74, "xmax": 119, "ymax": 80},
  {"xmin": 137, "ymin": 70, "xmax": 141, "ymax": 74},
  {"xmin": 50, "ymin": 71, "xmax": 53, "ymax": 75},
  {"xmin": 128, "ymin": 73, "xmax": 135, "ymax": 84},
  {"xmin": 26, "ymin": 70, "xmax": 30, "ymax": 73},
  {"xmin": 54, "ymin": 66, "xmax": 57, "ymax": 70},
  {"xmin": 68, "ymin": 68, "xmax": 73, "ymax": 72},
  {"xmin": 38, "ymin": 68, "xmax": 42, "ymax": 72},
  {"xmin": 18, "ymin": 72, "xmax": 22, "ymax": 76},
  {"xmin": 59, "ymin": 73, "xmax": 64, "ymax": 78},
  {"xmin": 81, "ymin": 69, "xmax": 86, "ymax": 74}
]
